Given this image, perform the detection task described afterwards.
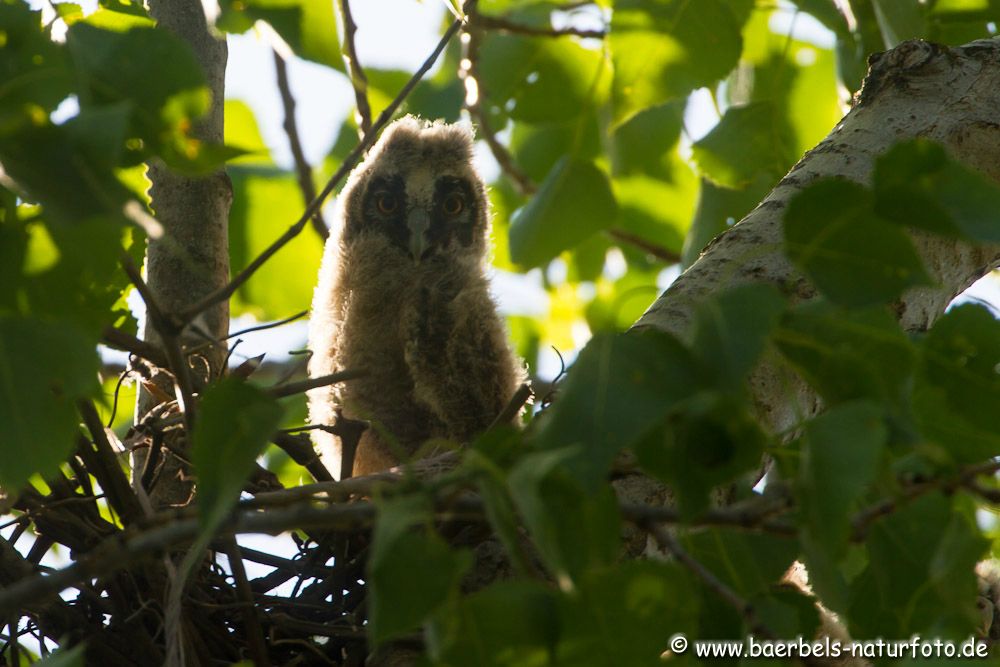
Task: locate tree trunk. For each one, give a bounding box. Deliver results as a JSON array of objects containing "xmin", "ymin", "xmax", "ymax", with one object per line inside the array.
[
  {"xmin": 635, "ymin": 38, "xmax": 1000, "ymax": 436},
  {"xmin": 135, "ymin": 0, "xmax": 231, "ymax": 507}
]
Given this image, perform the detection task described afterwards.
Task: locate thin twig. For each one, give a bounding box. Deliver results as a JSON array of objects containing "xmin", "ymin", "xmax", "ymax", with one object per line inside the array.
[
  {"xmin": 272, "ymin": 51, "xmax": 329, "ymax": 241},
  {"xmin": 268, "ymin": 369, "xmax": 367, "ymax": 399},
  {"xmin": 178, "ymin": 8, "xmax": 471, "ymax": 324},
  {"xmin": 476, "ymin": 13, "xmax": 606, "ymax": 39},
  {"xmin": 101, "ymin": 326, "xmax": 170, "ymax": 368},
  {"xmin": 487, "ymin": 383, "xmax": 533, "ymax": 430},
  {"xmin": 644, "ymin": 522, "xmax": 776, "ymax": 640},
  {"xmin": 227, "ymin": 310, "xmax": 309, "ymax": 340},
  {"xmin": 336, "ymin": 0, "xmax": 373, "ymax": 137},
  {"xmin": 606, "ymin": 228, "xmax": 681, "ymax": 264}
]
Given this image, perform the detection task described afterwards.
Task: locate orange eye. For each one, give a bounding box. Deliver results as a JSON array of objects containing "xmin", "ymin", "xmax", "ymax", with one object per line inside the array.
[
  {"xmin": 443, "ymin": 193, "xmax": 464, "ymax": 216},
  {"xmin": 376, "ymin": 193, "xmax": 398, "ymax": 214}
]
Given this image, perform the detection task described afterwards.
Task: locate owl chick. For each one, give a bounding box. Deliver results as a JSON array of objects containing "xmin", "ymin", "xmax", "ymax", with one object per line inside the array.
[{"xmin": 307, "ymin": 116, "xmax": 525, "ymax": 479}]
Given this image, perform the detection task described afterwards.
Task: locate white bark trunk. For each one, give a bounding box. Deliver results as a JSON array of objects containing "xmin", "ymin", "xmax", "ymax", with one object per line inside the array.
[{"xmin": 635, "ymin": 38, "xmax": 1000, "ymax": 434}]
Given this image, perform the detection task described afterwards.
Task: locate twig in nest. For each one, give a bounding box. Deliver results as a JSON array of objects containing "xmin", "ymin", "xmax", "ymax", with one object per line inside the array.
[{"xmin": 268, "ymin": 369, "xmax": 367, "ymax": 399}]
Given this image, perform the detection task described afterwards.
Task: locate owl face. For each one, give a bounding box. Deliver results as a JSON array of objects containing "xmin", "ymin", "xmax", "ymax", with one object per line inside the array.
[{"xmin": 341, "ymin": 117, "xmax": 488, "ymax": 263}]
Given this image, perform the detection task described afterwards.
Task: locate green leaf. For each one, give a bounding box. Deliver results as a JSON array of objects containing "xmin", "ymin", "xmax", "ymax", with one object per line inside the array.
[
  {"xmin": 690, "ymin": 283, "xmax": 785, "ymax": 391},
  {"xmin": 798, "ymin": 401, "xmax": 886, "ymax": 558},
  {"xmin": 509, "ymin": 157, "xmax": 617, "ymax": 268},
  {"xmin": 0, "ymin": 121, "xmax": 133, "ymax": 225},
  {"xmin": 35, "ymin": 644, "xmax": 85, "ymax": 667},
  {"xmin": 872, "ymin": 0, "xmax": 927, "ymax": 46},
  {"xmin": 228, "ymin": 166, "xmax": 324, "ymax": 319},
  {"xmin": 874, "ymin": 139, "xmax": 1000, "ymax": 243},
  {"xmin": 66, "ymin": 23, "xmax": 234, "ymax": 172},
  {"xmin": 634, "ymin": 393, "xmax": 766, "ymax": 516},
  {"xmin": 366, "ymin": 68, "xmax": 464, "ymax": 123},
  {"xmin": 912, "ymin": 304, "xmax": 1000, "ymax": 463},
  {"xmin": 193, "ymin": 377, "xmax": 284, "ymax": 528},
  {"xmin": 368, "ymin": 496, "xmax": 472, "ymax": 645},
  {"xmin": 776, "ymin": 302, "xmax": 917, "ymax": 408},
  {"xmin": 850, "ymin": 493, "xmax": 987, "ymax": 638},
  {"xmin": 613, "ymin": 169, "xmax": 697, "ymax": 258},
  {"xmin": 0, "ymin": 316, "xmax": 99, "ymax": 491},
  {"xmin": 691, "ymin": 102, "xmax": 795, "ymax": 189},
  {"xmin": 610, "ymin": 0, "xmax": 745, "ymax": 124},
  {"xmin": 508, "ymin": 112, "xmax": 601, "ymax": 184},
  {"xmin": 216, "ymin": 0, "xmax": 342, "ymax": 70},
  {"xmin": 0, "ymin": 2, "xmax": 73, "ymax": 126},
  {"xmin": 426, "ymin": 581, "xmax": 558, "ymax": 666},
  {"xmin": 683, "ymin": 529, "xmax": 799, "ymax": 598},
  {"xmin": 478, "ymin": 33, "xmax": 609, "ymax": 123},
  {"xmin": 224, "ymin": 100, "xmax": 272, "ymax": 165},
  {"xmin": 508, "ymin": 448, "xmax": 620, "ymax": 585},
  {"xmin": 556, "ymin": 562, "xmax": 699, "ymax": 666},
  {"xmin": 532, "ymin": 330, "xmax": 702, "ymax": 489},
  {"xmin": 784, "ymin": 179, "xmax": 930, "ymax": 307},
  {"xmin": 610, "ymin": 102, "xmax": 683, "ymax": 179}
]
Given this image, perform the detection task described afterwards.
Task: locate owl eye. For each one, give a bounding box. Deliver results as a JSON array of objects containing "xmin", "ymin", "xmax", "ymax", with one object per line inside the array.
[
  {"xmin": 376, "ymin": 193, "xmax": 398, "ymax": 214},
  {"xmin": 442, "ymin": 193, "xmax": 464, "ymax": 216}
]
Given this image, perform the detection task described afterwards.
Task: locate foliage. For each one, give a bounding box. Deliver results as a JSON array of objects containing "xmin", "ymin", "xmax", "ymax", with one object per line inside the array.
[{"xmin": 2, "ymin": 0, "xmax": 1000, "ymax": 664}]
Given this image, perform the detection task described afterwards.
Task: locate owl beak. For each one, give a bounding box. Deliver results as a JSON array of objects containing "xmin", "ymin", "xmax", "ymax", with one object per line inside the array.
[{"xmin": 407, "ymin": 209, "xmax": 430, "ymax": 262}]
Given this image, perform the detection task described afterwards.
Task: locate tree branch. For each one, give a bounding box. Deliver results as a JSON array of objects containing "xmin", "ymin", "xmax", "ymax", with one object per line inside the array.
[
  {"xmin": 336, "ymin": 0, "xmax": 373, "ymax": 137},
  {"xmin": 475, "ymin": 13, "xmax": 606, "ymax": 39},
  {"xmin": 272, "ymin": 51, "xmax": 329, "ymax": 241}
]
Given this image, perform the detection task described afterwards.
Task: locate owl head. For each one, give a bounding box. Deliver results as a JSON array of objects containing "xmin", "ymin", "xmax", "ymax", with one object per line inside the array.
[{"xmin": 338, "ymin": 116, "xmax": 489, "ymax": 263}]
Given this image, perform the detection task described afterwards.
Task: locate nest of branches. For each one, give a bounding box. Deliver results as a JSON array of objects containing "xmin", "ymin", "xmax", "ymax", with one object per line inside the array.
[{"xmin": 1, "ymin": 383, "xmax": 478, "ymax": 665}]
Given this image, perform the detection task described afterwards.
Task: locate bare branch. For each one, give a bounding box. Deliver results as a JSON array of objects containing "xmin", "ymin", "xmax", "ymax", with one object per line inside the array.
[
  {"xmin": 177, "ymin": 8, "xmax": 471, "ymax": 324},
  {"xmin": 272, "ymin": 51, "xmax": 329, "ymax": 241},
  {"xmin": 336, "ymin": 0, "xmax": 373, "ymax": 136},
  {"xmin": 606, "ymin": 228, "xmax": 681, "ymax": 264},
  {"xmin": 101, "ymin": 326, "xmax": 170, "ymax": 368},
  {"xmin": 476, "ymin": 13, "xmax": 606, "ymax": 39}
]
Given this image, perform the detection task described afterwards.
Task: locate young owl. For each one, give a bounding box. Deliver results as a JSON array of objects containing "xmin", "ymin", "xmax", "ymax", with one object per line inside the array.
[{"xmin": 307, "ymin": 116, "xmax": 525, "ymax": 479}]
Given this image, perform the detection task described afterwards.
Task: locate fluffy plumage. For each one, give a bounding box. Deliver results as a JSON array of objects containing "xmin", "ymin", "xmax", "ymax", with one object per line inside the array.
[{"xmin": 307, "ymin": 116, "xmax": 524, "ymax": 479}]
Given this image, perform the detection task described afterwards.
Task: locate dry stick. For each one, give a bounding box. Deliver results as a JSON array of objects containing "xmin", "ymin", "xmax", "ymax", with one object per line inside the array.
[
  {"xmin": 273, "ymin": 52, "xmax": 329, "ymax": 241},
  {"xmin": 475, "ymin": 13, "xmax": 606, "ymax": 39},
  {"xmin": 223, "ymin": 539, "xmax": 271, "ymax": 667},
  {"xmin": 268, "ymin": 368, "xmax": 367, "ymax": 399},
  {"xmin": 120, "ymin": 254, "xmax": 198, "ymax": 430},
  {"xmin": 77, "ymin": 402, "xmax": 143, "ymax": 525},
  {"xmin": 101, "ymin": 326, "xmax": 170, "ymax": 368},
  {"xmin": 178, "ymin": 10, "xmax": 470, "ymax": 325},
  {"xmin": 336, "ymin": 0, "xmax": 373, "ymax": 137},
  {"xmin": 272, "ymin": 432, "xmax": 335, "ymax": 483}
]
